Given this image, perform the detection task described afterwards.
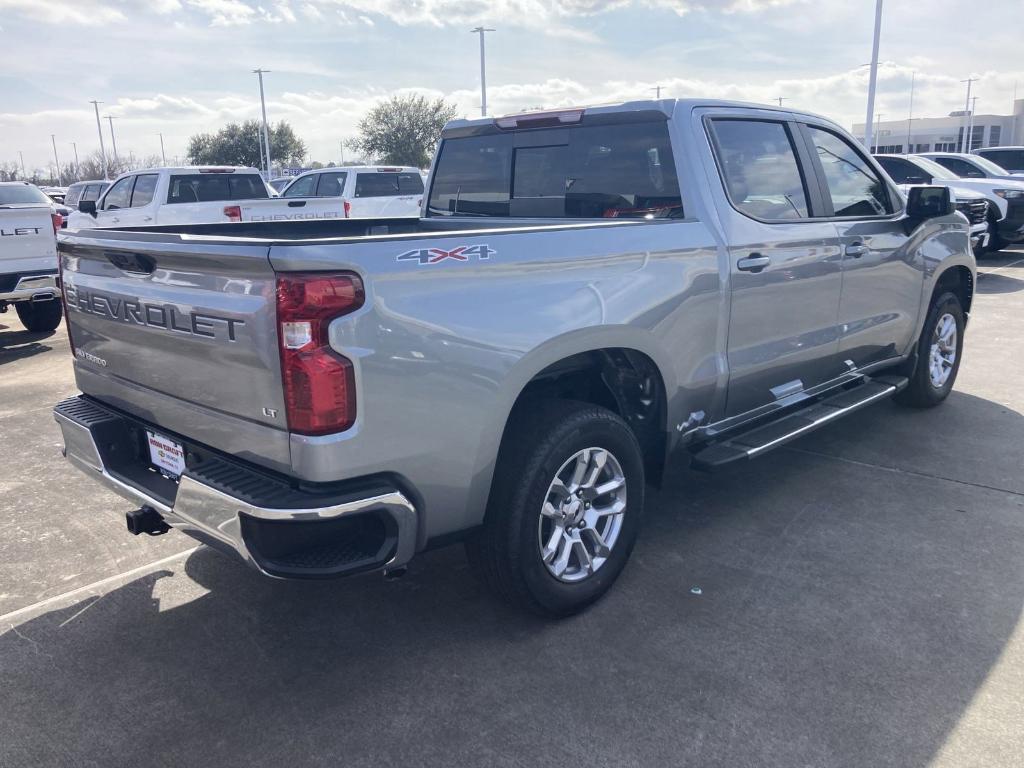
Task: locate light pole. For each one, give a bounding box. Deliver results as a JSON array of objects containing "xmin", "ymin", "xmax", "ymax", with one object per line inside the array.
[
  {"xmin": 339, "ymin": 140, "xmax": 345, "ymax": 165},
  {"xmin": 875, "ymin": 114, "xmax": 884, "ymax": 149},
  {"xmin": 18, "ymin": 151, "xmax": 26, "ymax": 179},
  {"xmin": 652, "ymin": 85, "xmax": 663, "ymax": 99},
  {"xmin": 959, "ymin": 77, "xmax": 977, "ymax": 153},
  {"xmin": 966, "ymin": 95, "xmax": 979, "ymax": 151},
  {"xmin": 105, "ymin": 115, "xmax": 119, "ymax": 167},
  {"xmin": 471, "ymin": 27, "xmax": 495, "ymax": 117},
  {"xmin": 157, "ymin": 133, "xmax": 167, "ymax": 166},
  {"xmin": 904, "ymin": 72, "xmax": 915, "ymax": 154},
  {"xmin": 50, "ymin": 135, "xmax": 61, "ymax": 185},
  {"xmin": 775, "ymin": 97, "xmax": 787, "ymax": 107},
  {"xmin": 90, "ymin": 100, "xmax": 108, "ymax": 179},
  {"xmin": 253, "ymin": 69, "xmax": 273, "ymax": 178},
  {"xmin": 71, "ymin": 142, "xmax": 80, "ymax": 179},
  {"xmin": 863, "ymin": 0, "xmax": 883, "ymax": 150}
]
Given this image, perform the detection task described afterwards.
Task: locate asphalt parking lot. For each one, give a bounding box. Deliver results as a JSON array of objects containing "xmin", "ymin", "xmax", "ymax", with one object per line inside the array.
[{"xmin": 1, "ymin": 251, "xmax": 1022, "ymax": 768}]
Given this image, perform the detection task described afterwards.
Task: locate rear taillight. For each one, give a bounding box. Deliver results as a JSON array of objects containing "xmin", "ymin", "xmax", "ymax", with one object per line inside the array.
[
  {"xmin": 223, "ymin": 205, "xmax": 242, "ymax": 222},
  {"xmin": 276, "ymin": 273, "xmax": 364, "ymax": 435},
  {"xmin": 343, "ymin": 200, "xmax": 351, "ymax": 218},
  {"xmin": 51, "ymin": 213, "xmax": 62, "ymax": 233},
  {"xmin": 57, "ymin": 252, "xmax": 76, "ymax": 356}
]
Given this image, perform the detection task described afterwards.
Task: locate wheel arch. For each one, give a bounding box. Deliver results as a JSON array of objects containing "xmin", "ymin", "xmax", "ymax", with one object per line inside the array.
[{"xmin": 932, "ymin": 264, "xmax": 974, "ymax": 316}]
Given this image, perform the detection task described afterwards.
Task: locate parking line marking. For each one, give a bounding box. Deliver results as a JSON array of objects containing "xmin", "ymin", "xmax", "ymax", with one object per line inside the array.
[
  {"xmin": 0, "ymin": 546, "xmax": 199, "ymax": 626},
  {"xmin": 978, "ymin": 257, "xmax": 1024, "ymax": 276}
]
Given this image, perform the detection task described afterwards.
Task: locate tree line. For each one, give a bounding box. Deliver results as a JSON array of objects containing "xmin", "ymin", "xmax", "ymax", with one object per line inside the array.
[{"xmin": 4, "ymin": 93, "xmax": 459, "ymax": 183}]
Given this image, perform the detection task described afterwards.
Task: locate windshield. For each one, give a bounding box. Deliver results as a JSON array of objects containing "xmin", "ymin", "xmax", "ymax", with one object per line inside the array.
[
  {"xmin": 911, "ymin": 156, "xmax": 960, "ymax": 180},
  {"xmin": 0, "ymin": 184, "xmax": 52, "ymax": 205}
]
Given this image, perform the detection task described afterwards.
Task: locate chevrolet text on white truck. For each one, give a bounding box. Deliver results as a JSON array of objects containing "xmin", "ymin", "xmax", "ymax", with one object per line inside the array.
[
  {"xmin": 0, "ymin": 182, "xmax": 63, "ymax": 332},
  {"xmin": 66, "ymin": 166, "xmax": 346, "ymax": 230},
  {"xmin": 55, "ymin": 100, "xmax": 975, "ymax": 616}
]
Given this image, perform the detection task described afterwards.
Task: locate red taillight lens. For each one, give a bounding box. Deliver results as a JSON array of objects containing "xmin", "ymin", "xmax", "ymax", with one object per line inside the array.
[
  {"xmin": 276, "ymin": 273, "xmax": 364, "ymax": 435},
  {"xmin": 51, "ymin": 213, "xmax": 62, "ymax": 233},
  {"xmin": 223, "ymin": 205, "xmax": 242, "ymax": 222},
  {"xmin": 343, "ymin": 200, "xmax": 351, "ymax": 218}
]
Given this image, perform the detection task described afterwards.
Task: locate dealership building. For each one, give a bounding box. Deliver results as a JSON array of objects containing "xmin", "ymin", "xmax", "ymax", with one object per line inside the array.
[{"xmin": 852, "ymin": 98, "xmax": 1024, "ymax": 154}]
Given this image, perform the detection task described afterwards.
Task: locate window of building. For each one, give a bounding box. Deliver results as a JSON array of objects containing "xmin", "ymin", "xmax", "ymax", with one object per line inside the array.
[
  {"xmin": 914, "ymin": 143, "xmax": 931, "ymax": 153},
  {"xmin": 989, "ymin": 126, "xmax": 1002, "ymax": 147}
]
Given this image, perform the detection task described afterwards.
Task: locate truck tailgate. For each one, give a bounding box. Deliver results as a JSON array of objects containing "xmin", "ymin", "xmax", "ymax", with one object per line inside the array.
[
  {"xmin": 237, "ymin": 197, "xmax": 345, "ymax": 223},
  {"xmin": 59, "ymin": 231, "xmax": 292, "ymax": 471},
  {"xmin": 1, "ymin": 205, "xmax": 56, "ymax": 273}
]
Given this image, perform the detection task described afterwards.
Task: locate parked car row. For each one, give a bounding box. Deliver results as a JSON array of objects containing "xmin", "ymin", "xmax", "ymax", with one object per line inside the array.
[{"xmin": 874, "ymin": 152, "xmax": 1024, "ymax": 254}]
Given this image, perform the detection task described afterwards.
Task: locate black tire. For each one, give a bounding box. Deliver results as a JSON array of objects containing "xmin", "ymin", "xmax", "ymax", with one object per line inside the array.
[
  {"xmin": 15, "ymin": 299, "xmax": 63, "ymax": 333},
  {"xmin": 894, "ymin": 291, "xmax": 964, "ymax": 408},
  {"xmin": 466, "ymin": 400, "xmax": 645, "ymax": 618},
  {"xmin": 984, "ymin": 212, "xmax": 1007, "ymax": 254}
]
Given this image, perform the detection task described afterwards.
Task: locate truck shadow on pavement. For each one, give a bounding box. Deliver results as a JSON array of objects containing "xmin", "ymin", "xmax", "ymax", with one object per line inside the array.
[
  {"xmin": 2, "ymin": 391, "xmax": 1022, "ymax": 767},
  {"xmin": 0, "ymin": 327, "xmax": 56, "ymax": 366}
]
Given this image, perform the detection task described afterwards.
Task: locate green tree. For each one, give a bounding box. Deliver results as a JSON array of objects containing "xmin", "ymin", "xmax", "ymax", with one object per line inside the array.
[
  {"xmin": 350, "ymin": 94, "xmax": 458, "ymax": 168},
  {"xmin": 186, "ymin": 120, "xmax": 307, "ymax": 170}
]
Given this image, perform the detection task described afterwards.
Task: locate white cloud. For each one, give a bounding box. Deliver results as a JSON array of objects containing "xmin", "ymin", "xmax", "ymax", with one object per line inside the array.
[
  {"xmin": 0, "ymin": 0, "xmax": 124, "ymax": 25},
  {"xmin": 186, "ymin": 0, "xmax": 257, "ymax": 25}
]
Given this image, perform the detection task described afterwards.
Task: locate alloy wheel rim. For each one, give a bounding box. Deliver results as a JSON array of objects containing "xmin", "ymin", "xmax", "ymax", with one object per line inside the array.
[
  {"xmin": 929, "ymin": 312, "xmax": 957, "ymax": 389},
  {"xmin": 538, "ymin": 447, "xmax": 627, "ymax": 583}
]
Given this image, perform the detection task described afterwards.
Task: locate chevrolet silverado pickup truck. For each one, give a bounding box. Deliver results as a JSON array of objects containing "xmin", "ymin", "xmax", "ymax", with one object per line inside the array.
[
  {"xmin": 66, "ymin": 166, "xmax": 345, "ymax": 231},
  {"xmin": 54, "ymin": 100, "xmax": 975, "ymax": 616},
  {"xmin": 0, "ymin": 182, "xmax": 63, "ymax": 332}
]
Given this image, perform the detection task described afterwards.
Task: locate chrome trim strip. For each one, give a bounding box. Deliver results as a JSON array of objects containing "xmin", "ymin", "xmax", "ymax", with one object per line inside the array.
[{"xmin": 0, "ymin": 274, "xmax": 59, "ymax": 302}]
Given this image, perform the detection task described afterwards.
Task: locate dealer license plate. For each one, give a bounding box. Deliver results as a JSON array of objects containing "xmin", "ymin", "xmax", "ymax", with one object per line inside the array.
[{"xmin": 147, "ymin": 431, "xmax": 186, "ymax": 478}]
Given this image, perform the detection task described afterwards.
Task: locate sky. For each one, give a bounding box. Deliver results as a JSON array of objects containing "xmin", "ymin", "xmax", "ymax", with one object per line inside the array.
[{"xmin": 1, "ymin": 0, "xmax": 1021, "ymax": 174}]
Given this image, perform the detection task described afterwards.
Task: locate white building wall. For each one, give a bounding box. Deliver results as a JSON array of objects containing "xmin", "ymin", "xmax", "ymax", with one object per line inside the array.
[{"xmin": 852, "ymin": 99, "xmax": 1024, "ymax": 153}]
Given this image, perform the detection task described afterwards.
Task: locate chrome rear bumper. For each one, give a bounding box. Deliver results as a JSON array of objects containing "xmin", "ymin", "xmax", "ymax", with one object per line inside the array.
[
  {"xmin": 54, "ymin": 396, "xmax": 418, "ymax": 578},
  {"xmin": 0, "ymin": 273, "xmax": 59, "ymax": 303}
]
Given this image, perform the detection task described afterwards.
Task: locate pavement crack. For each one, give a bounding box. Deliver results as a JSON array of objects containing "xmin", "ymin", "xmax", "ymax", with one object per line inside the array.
[{"xmin": 784, "ymin": 446, "xmax": 1024, "ymax": 499}]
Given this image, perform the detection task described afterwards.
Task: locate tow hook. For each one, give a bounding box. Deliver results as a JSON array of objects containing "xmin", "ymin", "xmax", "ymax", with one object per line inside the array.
[
  {"xmin": 383, "ymin": 566, "xmax": 408, "ymax": 581},
  {"xmin": 125, "ymin": 506, "xmax": 170, "ymax": 536}
]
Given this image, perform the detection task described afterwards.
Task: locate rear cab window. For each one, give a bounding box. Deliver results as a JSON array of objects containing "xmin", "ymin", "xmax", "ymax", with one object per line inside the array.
[
  {"xmin": 427, "ymin": 120, "xmax": 682, "ymax": 219},
  {"xmin": 0, "ymin": 185, "xmax": 52, "ymax": 205},
  {"xmin": 166, "ymin": 173, "xmax": 270, "ymax": 204}
]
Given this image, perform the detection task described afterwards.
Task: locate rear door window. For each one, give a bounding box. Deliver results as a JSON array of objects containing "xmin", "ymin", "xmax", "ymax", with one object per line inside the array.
[
  {"xmin": 354, "ymin": 173, "xmax": 401, "ymax": 198},
  {"xmin": 314, "ymin": 172, "xmax": 347, "ymax": 197},
  {"xmin": 709, "ymin": 119, "xmax": 810, "ymax": 220},
  {"xmin": 806, "ymin": 126, "xmax": 893, "ymax": 217},
  {"xmin": 283, "ymin": 175, "xmax": 317, "ymax": 197},
  {"xmin": 876, "ymin": 156, "xmax": 929, "ymax": 184},
  {"xmin": 102, "ymin": 176, "xmax": 135, "ymax": 210},
  {"xmin": 64, "ymin": 185, "xmax": 83, "ymax": 207},
  {"xmin": 932, "ymin": 157, "xmax": 985, "ymax": 178},
  {"xmin": 82, "ymin": 184, "xmax": 106, "ymax": 202},
  {"xmin": 130, "ymin": 174, "xmax": 159, "ymax": 207},
  {"xmin": 427, "ymin": 121, "xmax": 682, "ymax": 218}
]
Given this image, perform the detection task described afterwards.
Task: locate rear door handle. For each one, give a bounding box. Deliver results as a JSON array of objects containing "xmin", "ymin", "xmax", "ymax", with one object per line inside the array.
[
  {"xmin": 845, "ymin": 243, "xmax": 869, "ymax": 258},
  {"xmin": 737, "ymin": 254, "xmax": 771, "ymax": 272}
]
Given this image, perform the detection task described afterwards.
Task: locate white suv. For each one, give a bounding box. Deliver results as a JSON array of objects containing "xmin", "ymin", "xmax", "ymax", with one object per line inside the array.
[{"xmin": 281, "ymin": 166, "xmax": 423, "ymax": 218}]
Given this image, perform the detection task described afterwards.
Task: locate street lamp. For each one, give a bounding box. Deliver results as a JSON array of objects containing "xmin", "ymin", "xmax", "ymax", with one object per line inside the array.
[
  {"xmin": 905, "ymin": 72, "xmax": 915, "ymax": 154},
  {"xmin": 105, "ymin": 115, "xmax": 119, "ymax": 167},
  {"xmin": 959, "ymin": 77, "xmax": 977, "ymax": 152},
  {"xmin": 70, "ymin": 142, "xmax": 80, "ymax": 179},
  {"xmin": 90, "ymin": 100, "xmax": 108, "ymax": 179},
  {"xmin": 252, "ymin": 69, "xmax": 273, "ymax": 178},
  {"xmin": 50, "ymin": 135, "xmax": 60, "ymax": 185},
  {"xmin": 471, "ymin": 27, "xmax": 495, "ymax": 117},
  {"xmin": 157, "ymin": 133, "xmax": 167, "ymax": 166},
  {"xmin": 863, "ymin": 0, "xmax": 883, "ymax": 150}
]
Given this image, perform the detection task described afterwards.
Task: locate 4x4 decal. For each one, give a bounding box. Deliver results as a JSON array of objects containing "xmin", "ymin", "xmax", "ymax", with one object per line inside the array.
[{"xmin": 396, "ymin": 244, "xmax": 495, "ymax": 265}]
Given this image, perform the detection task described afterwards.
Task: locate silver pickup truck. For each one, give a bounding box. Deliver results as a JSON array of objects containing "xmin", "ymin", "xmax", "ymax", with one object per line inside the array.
[{"xmin": 54, "ymin": 99, "xmax": 975, "ymax": 616}]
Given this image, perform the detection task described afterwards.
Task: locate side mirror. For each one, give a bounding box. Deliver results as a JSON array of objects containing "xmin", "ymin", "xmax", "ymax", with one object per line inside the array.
[
  {"xmin": 78, "ymin": 200, "xmax": 97, "ymax": 216},
  {"xmin": 906, "ymin": 186, "xmax": 953, "ymax": 220}
]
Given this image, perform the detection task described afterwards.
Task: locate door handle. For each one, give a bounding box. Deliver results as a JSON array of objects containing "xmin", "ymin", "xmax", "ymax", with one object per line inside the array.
[
  {"xmin": 845, "ymin": 243, "xmax": 869, "ymax": 258},
  {"xmin": 143, "ymin": 216, "xmax": 153, "ymax": 222},
  {"xmin": 737, "ymin": 254, "xmax": 771, "ymax": 272}
]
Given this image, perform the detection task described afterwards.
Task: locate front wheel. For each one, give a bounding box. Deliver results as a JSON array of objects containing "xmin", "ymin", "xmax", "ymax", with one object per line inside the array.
[
  {"xmin": 895, "ymin": 291, "xmax": 964, "ymax": 408},
  {"xmin": 15, "ymin": 299, "xmax": 63, "ymax": 333},
  {"xmin": 466, "ymin": 401, "xmax": 645, "ymax": 617}
]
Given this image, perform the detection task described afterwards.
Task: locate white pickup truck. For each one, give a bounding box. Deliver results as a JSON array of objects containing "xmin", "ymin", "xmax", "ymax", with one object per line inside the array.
[
  {"xmin": 280, "ymin": 166, "xmax": 424, "ymax": 218},
  {"xmin": 66, "ymin": 167, "xmax": 346, "ymax": 230},
  {"xmin": 0, "ymin": 182, "xmax": 63, "ymax": 332}
]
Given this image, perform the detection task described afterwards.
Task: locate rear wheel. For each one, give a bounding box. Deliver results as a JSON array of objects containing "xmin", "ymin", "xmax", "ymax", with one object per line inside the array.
[
  {"xmin": 15, "ymin": 299, "xmax": 63, "ymax": 333},
  {"xmin": 466, "ymin": 401, "xmax": 644, "ymax": 617},
  {"xmin": 895, "ymin": 291, "xmax": 964, "ymax": 408}
]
